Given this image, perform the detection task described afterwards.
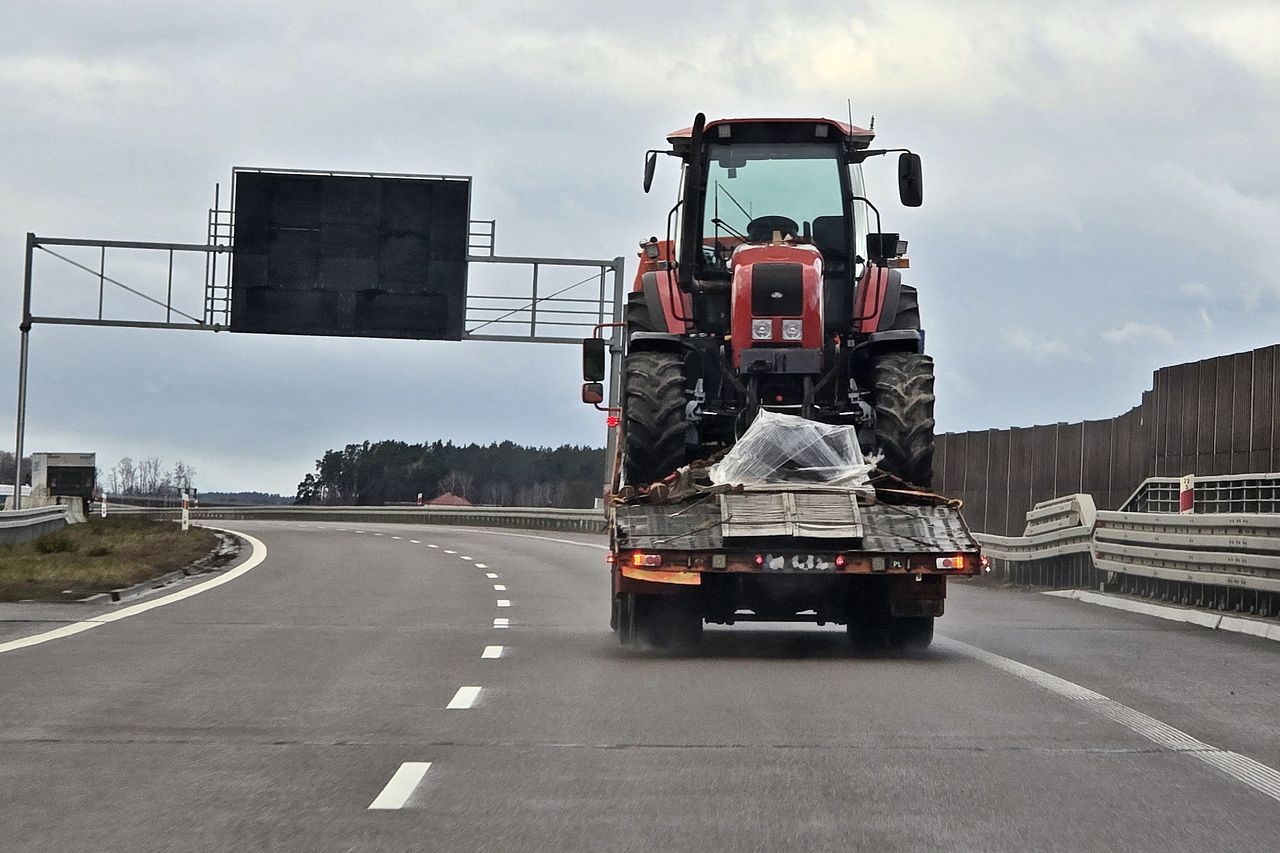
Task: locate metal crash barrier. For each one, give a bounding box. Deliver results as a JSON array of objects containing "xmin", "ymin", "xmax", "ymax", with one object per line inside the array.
[
  {"xmin": 974, "ymin": 475, "xmax": 1280, "ymax": 620},
  {"xmin": 97, "ymin": 504, "xmax": 606, "ymax": 535},
  {"xmin": 0, "ymin": 505, "xmax": 69, "ymax": 545}
]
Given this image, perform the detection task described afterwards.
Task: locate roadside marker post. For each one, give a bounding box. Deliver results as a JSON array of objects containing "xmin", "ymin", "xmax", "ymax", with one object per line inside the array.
[{"xmin": 181, "ymin": 492, "xmax": 190, "ymax": 532}]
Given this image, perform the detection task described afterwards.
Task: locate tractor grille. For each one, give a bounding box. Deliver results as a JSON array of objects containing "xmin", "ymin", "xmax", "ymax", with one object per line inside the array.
[{"xmin": 751, "ymin": 263, "xmax": 804, "ymax": 316}]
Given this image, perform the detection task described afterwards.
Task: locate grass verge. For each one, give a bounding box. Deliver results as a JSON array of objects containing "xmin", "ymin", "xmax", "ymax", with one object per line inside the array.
[{"xmin": 0, "ymin": 517, "xmax": 220, "ymax": 602}]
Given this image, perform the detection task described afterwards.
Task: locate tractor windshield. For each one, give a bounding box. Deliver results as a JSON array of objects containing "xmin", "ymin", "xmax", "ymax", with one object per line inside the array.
[{"xmin": 703, "ymin": 142, "xmax": 846, "ymax": 246}]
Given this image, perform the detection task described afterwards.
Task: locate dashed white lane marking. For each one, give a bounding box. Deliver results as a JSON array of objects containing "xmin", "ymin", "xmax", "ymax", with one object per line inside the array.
[
  {"xmin": 390, "ymin": 536, "xmax": 402, "ymax": 540},
  {"xmin": 354, "ymin": 530, "xmax": 365, "ymax": 534},
  {"xmin": 425, "ymin": 526, "xmax": 607, "ymax": 550},
  {"xmin": 444, "ymin": 549, "xmax": 456, "ymax": 554},
  {"xmin": 482, "ymin": 645, "xmax": 503, "ymax": 659},
  {"xmin": 493, "ymin": 584, "xmax": 507, "ymax": 591},
  {"xmin": 943, "ymin": 637, "xmax": 1280, "ymax": 804},
  {"xmin": 409, "ymin": 539, "xmax": 420, "ymax": 544},
  {"xmin": 474, "ymin": 563, "xmax": 488, "ymax": 569},
  {"xmin": 459, "ymin": 556, "xmax": 472, "ymax": 561},
  {"xmin": 446, "ymin": 686, "xmax": 482, "ymax": 709},
  {"xmin": 496, "ymin": 599, "xmax": 511, "ymax": 608},
  {"xmin": 493, "ymin": 618, "xmax": 510, "ymax": 628},
  {"xmin": 367, "ymin": 762, "xmax": 432, "ymax": 810},
  {"xmin": 0, "ymin": 528, "xmax": 268, "ymax": 656},
  {"xmin": 336, "ymin": 528, "xmax": 347, "ymax": 532},
  {"xmin": 485, "ymin": 573, "xmax": 499, "ymax": 579},
  {"xmin": 427, "ymin": 544, "xmax": 439, "ymax": 548},
  {"xmin": 373, "ymin": 533, "xmax": 384, "ymax": 536}
]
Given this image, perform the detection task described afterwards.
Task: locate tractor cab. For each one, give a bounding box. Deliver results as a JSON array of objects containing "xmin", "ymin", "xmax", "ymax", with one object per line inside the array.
[{"xmin": 587, "ymin": 114, "xmax": 934, "ymax": 492}]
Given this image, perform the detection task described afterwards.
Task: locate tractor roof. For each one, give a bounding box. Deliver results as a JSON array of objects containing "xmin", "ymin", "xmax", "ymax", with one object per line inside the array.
[{"xmin": 667, "ymin": 117, "xmax": 875, "ymax": 151}]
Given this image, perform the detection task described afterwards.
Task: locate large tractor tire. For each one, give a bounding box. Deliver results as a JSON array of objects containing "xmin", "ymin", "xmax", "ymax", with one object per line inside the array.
[
  {"xmin": 870, "ymin": 351, "xmax": 936, "ymax": 489},
  {"xmin": 623, "ymin": 351, "xmax": 687, "ymax": 487}
]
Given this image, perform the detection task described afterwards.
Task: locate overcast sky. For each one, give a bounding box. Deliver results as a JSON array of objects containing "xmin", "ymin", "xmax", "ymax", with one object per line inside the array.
[{"xmin": 2, "ymin": 0, "xmax": 1277, "ymax": 495}]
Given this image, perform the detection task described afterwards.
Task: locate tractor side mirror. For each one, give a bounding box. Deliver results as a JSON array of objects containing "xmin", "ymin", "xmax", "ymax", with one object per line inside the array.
[
  {"xmin": 643, "ymin": 151, "xmax": 658, "ymax": 194},
  {"xmin": 581, "ymin": 382, "xmax": 605, "ymax": 405},
  {"xmin": 898, "ymin": 152, "xmax": 923, "ymax": 207},
  {"xmin": 582, "ymin": 337, "xmax": 607, "ymax": 381}
]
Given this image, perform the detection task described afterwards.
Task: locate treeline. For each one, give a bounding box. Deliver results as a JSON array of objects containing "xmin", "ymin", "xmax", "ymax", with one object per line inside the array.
[
  {"xmin": 105, "ymin": 457, "xmax": 196, "ymax": 498},
  {"xmin": 295, "ymin": 440, "xmax": 606, "ymax": 507},
  {"xmin": 200, "ymin": 491, "xmax": 291, "ymax": 506},
  {"xmin": 0, "ymin": 452, "xmax": 31, "ymax": 485}
]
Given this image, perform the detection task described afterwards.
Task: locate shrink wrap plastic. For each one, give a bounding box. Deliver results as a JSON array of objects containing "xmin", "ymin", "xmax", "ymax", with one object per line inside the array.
[{"xmin": 708, "ymin": 410, "xmax": 875, "ymax": 493}]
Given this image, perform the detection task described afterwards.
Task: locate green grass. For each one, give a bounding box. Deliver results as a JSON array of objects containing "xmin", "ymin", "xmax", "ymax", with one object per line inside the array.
[{"xmin": 0, "ymin": 517, "xmax": 219, "ymax": 601}]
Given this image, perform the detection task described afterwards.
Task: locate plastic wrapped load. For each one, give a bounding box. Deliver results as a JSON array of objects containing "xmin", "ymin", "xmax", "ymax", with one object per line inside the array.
[{"xmin": 708, "ymin": 409, "xmax": 875, "ymax": 493}]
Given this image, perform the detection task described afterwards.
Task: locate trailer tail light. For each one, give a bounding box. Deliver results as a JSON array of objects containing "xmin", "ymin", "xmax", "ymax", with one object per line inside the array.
[
  {"xmin": 834, "ymin": 554, "xmax": 846, "ymax": 568},
  {"xmin": 936, "ymin": 555, "xmax": 966, "ymax": 570},
  {"xmin": 981, "ymin": 555, "xmax": 991, "ymax": 573},
  {"xmin": 754, "ymin": 554, "xmax": 765, "ymax": 566},
  {"xmin": 631, "ymin": 552, "xmax": 663, "ymax": 568},
  {"xmin": 606, "ymin": 553, "xmax": 616, "ymax": 565}
]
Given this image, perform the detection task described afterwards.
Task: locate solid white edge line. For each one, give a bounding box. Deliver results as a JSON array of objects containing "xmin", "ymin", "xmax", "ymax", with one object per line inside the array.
[
  {"xmin": 1043, "ymin": 589, "xmax": 1280, "ymax": 642},
  {"xmin": 446, "ymin": 685, "xmax": 482, "ymax": 709},
  {"xmin": 496, "ymin": 599, "xmax": 511, "ymax": 607},
  {"xmin": 481, "ymin": 645, "xmax": 503, "ymax": 659},
  {"xmin": 941, "ymin": 636, "xmax": 1280, "ymax": 803},
  {"xmin": 0, "ymin": 527, "xmax": 268, "ymax": 656},
  {"xmin": 367, "ymin": 761, "xmax": 432, "ymax": 810}
]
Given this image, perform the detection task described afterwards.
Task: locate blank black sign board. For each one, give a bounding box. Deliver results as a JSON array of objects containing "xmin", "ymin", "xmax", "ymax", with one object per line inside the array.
[{"xmin": 230, "ymin": 170, "xmax": 470, "ymax": 339}]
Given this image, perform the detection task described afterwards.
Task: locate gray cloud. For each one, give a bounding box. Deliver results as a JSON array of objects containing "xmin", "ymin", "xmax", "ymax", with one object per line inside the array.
[{"xmin": 2, "ymin": 1, "xmax": 1277, "ymax": 493}]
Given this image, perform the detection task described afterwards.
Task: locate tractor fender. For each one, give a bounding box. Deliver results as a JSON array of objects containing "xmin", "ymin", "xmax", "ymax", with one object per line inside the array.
[
  {"xmin": 631, "ymin": 271, "xmax": 690, "ymax": 335},
  {"xmin": 859, "ymin": 328, "xmax": 924, "ymax": 356},
  {"xmin": 853, "ymin": 267, "xmax": 915, "ymax": 333},
  {"xmin": 628, "ymin": 332, "xmax": 684, "ymax": 354}
]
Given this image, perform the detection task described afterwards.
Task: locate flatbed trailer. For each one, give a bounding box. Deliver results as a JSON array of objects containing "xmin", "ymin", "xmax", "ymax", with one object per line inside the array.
[{"xmin": 607, "ymin": 490, "xmax": 982, "ymax": 649}]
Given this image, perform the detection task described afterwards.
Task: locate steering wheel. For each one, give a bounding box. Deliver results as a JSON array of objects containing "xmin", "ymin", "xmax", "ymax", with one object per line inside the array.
[{"xmin": 745, "ymin": 215, "xmax": 800, "ymax": 243}]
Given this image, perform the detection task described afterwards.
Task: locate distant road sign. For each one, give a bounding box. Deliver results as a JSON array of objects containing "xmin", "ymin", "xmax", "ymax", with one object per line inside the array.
[{"xmin": 229, "ymin": 169, "xmax": 471, "ymax": 340}]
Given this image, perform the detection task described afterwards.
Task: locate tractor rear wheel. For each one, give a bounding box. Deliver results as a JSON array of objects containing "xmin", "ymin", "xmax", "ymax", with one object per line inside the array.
[
  {"xmin": 623, "ymin": 351, "xmax": 687, "ymax": 487},
  {"xmin": 870, "ymin": 351, "xmax": 935, "ymax": 488}
]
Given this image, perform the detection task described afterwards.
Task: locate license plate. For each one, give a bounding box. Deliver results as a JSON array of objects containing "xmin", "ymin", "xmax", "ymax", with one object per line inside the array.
[{"xmin": 761, "ymin": 554, "xmax": 836, "ymax": 572}]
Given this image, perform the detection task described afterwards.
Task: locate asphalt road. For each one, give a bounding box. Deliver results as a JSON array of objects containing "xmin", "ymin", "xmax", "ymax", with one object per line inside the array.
[{"xmin": 1, "ymin": 520, "xmax": 1278, "ymax": 851}]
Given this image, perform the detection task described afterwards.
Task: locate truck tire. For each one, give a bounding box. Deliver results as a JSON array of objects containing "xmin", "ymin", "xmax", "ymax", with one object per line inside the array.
[
  {"xmin": 623, "ymin": 351, "xmax": 688, "ymax": 487},
  {"xmin": 888, "ymin": 616, "xmax": 935, "ymax": 650},
  {"xmin": 870, "ymin": 351, "xmax": 935, "ymax": 488}
]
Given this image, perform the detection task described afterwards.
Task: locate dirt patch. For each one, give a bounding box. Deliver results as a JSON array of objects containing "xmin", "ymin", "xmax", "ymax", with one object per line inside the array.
[{"xmin": 0, "ymin": 517, "xmax": 220, "ymax": 601}]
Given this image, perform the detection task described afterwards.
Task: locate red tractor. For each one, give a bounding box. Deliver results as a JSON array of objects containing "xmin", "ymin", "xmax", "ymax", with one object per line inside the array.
[{"xmin": 606, "ymin": 114, "xmax": 934, "ymax": 490}]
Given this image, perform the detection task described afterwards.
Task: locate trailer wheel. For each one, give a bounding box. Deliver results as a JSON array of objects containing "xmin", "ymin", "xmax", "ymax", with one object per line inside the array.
[
  {"xmin": 888, "ymin": 616, "xmax": 935, "ymax": 650},
  {"xmin": 623, "ymin": 351, "xmax": 688, "ymax": 487},
  {"xmin": 870, "ymin": 351, "xmax": 935, "ymax": 488}
]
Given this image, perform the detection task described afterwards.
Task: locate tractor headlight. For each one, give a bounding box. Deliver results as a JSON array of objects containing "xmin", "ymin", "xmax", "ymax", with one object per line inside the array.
[
  {"xmin": 751, "ymin": 319, "xmax": 773, "ymax": 340},
  {"xmin": 781, "ymin": 319, "xmax": 803, "ymax": 340}
]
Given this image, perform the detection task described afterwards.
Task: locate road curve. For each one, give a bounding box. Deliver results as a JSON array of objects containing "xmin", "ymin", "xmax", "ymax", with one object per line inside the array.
[{"xmin": 1, "ymin": 520, "xmax": 1277, "ymax": 851}]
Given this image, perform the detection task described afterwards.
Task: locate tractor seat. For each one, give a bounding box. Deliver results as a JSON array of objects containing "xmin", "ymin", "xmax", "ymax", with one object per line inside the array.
[
  {"xmin": 811, "ymin": 215, "xmax": 849, "ymax": 270},
  {"xmin": 745, "ymin": 215, "xmax": 800, "ymax": 243}
]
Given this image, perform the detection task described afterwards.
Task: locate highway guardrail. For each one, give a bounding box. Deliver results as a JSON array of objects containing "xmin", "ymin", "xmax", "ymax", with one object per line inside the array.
[
  {"xmin": 0, "ymin": 505, "xmax": 69, "ymax": 545},
  {"xmin": 98, "ymin": 503, "xmax": 606, "ymax": 534},
  {"xmin": 973, "ymin": 477, "xmax": 1280, "ymax": 620}
]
